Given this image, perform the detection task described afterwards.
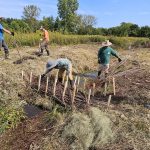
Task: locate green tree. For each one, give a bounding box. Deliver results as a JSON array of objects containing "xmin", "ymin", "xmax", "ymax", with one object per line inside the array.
[
  {"xmin": 139, "ymin": 26, "xmax": 150, "ymax": 37},
  {"xmin": 54, "ymin": 17, "xmax": 61, "ymax": 31},
  {"xmin": 22, "ymin": 5, "xmax": 41, "ymax": 32},
  {"xmin": 77, "ymin": 15, "xmax": 97, "ymax": 34},
  {"xmin": 57, "ymin": 0, "xmax": 79, "ymax": 33},
  {"xmin": 40, "ymin": 16, "xmax": 55, "ymax": 31},
  {"xmin": 10, "ymin": 20, "xmax": 30, "ymax": 32}
]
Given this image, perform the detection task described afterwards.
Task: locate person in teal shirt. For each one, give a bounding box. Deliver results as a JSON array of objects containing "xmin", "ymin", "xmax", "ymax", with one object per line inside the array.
[
  {"xmin": 98, "ymin": 40, "xmax": 122, "ymax": 77},
  {"xmin": 0, "ymin": 17, "xmax": 14, "ymax": 59}
]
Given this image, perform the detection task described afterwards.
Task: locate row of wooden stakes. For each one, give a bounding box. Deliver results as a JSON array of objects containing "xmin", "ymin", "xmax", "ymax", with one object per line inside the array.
[{"xmin": 21, "ymin": 70, "xmax": 116, "ymax": 108}]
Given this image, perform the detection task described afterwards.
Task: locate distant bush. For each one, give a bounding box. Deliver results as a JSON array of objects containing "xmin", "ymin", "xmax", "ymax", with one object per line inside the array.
[{"xmin": 4, "ymin": 32, "xmax": 150, "ymax": 49}]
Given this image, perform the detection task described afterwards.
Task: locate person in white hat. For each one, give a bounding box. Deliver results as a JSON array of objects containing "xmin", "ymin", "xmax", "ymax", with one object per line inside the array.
[
  {"xmin": 0, "ymin": 17, "xmax": 14, "ymax": 59},
  {"xmin": 39, "ymin": 26, "xmax": 50, "ymax": 56},
  {"xmin": 97, "ymin": 40, "xmax": 122, "ymax": 77}
]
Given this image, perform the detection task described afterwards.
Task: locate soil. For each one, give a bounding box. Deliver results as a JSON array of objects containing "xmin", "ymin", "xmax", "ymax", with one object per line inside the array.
[{"xmin": 0, "ymin": 112, "xmax": 49, "ymax": 150}]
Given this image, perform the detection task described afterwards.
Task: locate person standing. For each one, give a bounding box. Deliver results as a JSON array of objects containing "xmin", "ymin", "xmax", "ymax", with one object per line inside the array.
[
  {"xmin": 39, "ymin": 26, "xmax": 50, "ymax": 56},
  {"xmin": 98, "ymin": 40, "xmax": 122, "ymax": 78},
  {"xmin": 0, "ymin": 17, "xmax": 14, "ymax": 59}
]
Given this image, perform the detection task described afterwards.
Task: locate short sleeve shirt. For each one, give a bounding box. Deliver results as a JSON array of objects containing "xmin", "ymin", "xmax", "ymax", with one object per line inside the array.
[{"xmin": 0, "ymin": 24, "xmax": 4, "ymax": 40}]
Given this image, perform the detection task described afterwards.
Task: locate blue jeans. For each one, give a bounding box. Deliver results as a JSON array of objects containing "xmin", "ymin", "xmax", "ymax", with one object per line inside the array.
[{"xmin": 0, "ymin": 40, "xmax": 9, "ymax": 53}]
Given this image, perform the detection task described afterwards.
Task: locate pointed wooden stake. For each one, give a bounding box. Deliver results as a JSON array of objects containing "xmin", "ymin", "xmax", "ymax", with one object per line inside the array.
[
  {"xmin": 76, "ymin": 76, "xmax": 80, "ymax": 92},
  {"xmin": 21, "ymin": 70, "xmax": 24, "ymax": 80},
  {"xmin": 112, "ymin": 77, "xmax": 116, "ymax": 95},
  {"xmin": 72, "ymin": 85, "xmax": 77, "ymax": 104},
  {"xmin": 29, "ymin": 72, "xmax": 33, "ymax": 85},
  {"xmin": 62, "ymin": 70, "xmax": 66, "ymax": 84},
  {"xmin": 53, "ymin": 71, "xmax": 58, "ymax": 96},
  {"xmin": 104, "ymin": 82, "xmax": 107, "ymax": 96},
  {"xmin": 83, "ymin": 78, "xmax": 86, "ymax": 90},
  {"xmin": 87, "ymin": 89, "xmax": 92, "ymax": 105},
  {"xmin": 73, "ymin": 76, "xmax": 78, "ymax": 87},
  {"xmin": 38, "ymin": 75, "xmax": 41, "ymax": 91},
  {"xmin": 62, "ymin": 75, "xmax": 68, "ymax": 102},
  {"xmin": 107, "ymin": 95, "xmax": 112, "ymax": 108},
  {"xmin": 92, "ymin": 83, "xmax": 96, "ymax": 96},
  {"xmin": 45, "ymin": 77, "xmax": 49, "ymax": 96}
]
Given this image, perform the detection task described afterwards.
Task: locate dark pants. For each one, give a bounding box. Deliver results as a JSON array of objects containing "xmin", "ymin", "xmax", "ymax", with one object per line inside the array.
[
  {"xmin": 0, "ymin": 40, "xmax": 9, "ymax": 54},
  {"xmin": 40, "ymin": 40, "xmax": 50, "ymax": 56}
]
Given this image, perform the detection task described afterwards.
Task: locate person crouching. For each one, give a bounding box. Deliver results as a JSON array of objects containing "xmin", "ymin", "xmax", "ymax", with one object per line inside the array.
[{"xmin": 42, "ymin": 58, "xmax": 74, "ymax": 87}]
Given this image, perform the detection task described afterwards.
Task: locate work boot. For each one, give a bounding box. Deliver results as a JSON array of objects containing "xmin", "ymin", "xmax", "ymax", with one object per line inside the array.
[
  {"xmin": 5, "ymin": 51, "xmax": 9, "ymax": 59},
  {"xmin": 46, "ymin": 49, "xmax": 50, "ymax": 56},
  {"xmin": 39, "ymin": 48, "xmax": 43, "ymax": 56},
  {"xmin": 97, "ymin": 71, "xmax": 101, "ymax": 79}
]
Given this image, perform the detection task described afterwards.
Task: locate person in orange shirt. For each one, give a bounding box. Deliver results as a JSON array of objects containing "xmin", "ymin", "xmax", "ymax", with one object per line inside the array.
[{"xmin": 39, "ymin": 26, "xmax": 50, "ymax": 56}]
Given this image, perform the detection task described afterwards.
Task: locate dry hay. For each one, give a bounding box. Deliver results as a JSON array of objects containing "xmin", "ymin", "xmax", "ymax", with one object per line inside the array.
[{"xmin": 61, "ymin": 107, "xmax": 113, "ymax": 150}]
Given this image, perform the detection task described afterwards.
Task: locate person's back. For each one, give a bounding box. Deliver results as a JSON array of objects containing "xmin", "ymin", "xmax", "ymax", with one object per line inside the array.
[
  {"xmin": 56, "ymin": 58, "xmax": 71, "ymax": 70},
  {"xmin": 44, "ymin": 29, "xmax": 49, "ymax": 42},
  {"xmin": 98, "ymin": 46, "xmax": 113, "ymax": 65}
]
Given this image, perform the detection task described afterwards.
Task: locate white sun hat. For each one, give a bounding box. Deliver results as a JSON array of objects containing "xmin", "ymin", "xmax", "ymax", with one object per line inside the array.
[
  {"xmin": 40, "ymin": 26, "xmax": 44, "ymax": 30},
  {"xmin": 102, "ymin": 40, "xmax": 112, "ymax": 47}
]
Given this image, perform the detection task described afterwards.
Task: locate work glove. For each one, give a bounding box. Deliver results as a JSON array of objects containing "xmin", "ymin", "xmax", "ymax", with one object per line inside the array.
[
  {"xmin": 118, "ymin": 58, "xmax": 122, "ymax": 62},
  {"xmin": 41, "ymin": 74, "xmax": 45, "ymax": 78},
  {"xmin": 98, "ymin": 59, "xmax": 101, "ymax": 64},
  {"xmin": 11, "ymin": 32, "xmax": 14, "ymax": 36}
]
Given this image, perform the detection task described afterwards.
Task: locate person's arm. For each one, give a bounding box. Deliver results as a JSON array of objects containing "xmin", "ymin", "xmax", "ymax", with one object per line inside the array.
[
  {"xmin": 42, "ymin": 62, "xmax": 57, "ymax": 77},
  {"xmin": 111, "ymin": 48, "xmax": 122, "ymax": 62},
  {"xmin": 44, "ymin": 67, "xmax": 54, "ymax": 75},
  {"xmin": 3, "ymin": 28, "xmax": 14, "ymax": 36},
  {"xmin": 41, "ymin": 67, "xmax": 54, "ymax": 78}
]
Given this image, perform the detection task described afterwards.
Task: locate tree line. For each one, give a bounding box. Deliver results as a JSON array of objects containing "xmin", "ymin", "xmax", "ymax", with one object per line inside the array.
[{"xmin": 1, "ymin": 0, "xmax": 150, "ymax": 37}]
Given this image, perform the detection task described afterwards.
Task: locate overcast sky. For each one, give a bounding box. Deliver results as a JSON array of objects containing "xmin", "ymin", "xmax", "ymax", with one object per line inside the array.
[{"xmin": 0, "ymin": 0, "xmax": 150, "ymax": 28}]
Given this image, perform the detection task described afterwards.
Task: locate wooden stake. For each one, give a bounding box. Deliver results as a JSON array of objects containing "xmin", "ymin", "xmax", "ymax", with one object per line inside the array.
[
  {"xmin": 104, "ymin": 82, "xmax": 107, "ymax": 96},
  {"xmin": 45, "ymin": 77, "xmax": 49, "ymax": 95},
  {"xmin": 83, "ymin": 78, "xmax": 86, "ymax": 90},
  {"xmin": 53, "ymin": 71, "xmax": 58, "ymax": 96},
  {"xmin": 87, "ymin": 89, "xmax": 92, "ymax": 105},
  {"xmin": 112, "ymin": 77, "xmax": 116, "ymax": 95},
  {"xmin": 76, "ymin": 76, "xmax": 80, "ymax": 92},
  {"xmin": 29, "ymin": 72, "xmax": 33, "ymax": 85},
  {"xmin": 92, "ymin": 83, "xmax": 96, "ymax": 96},
  {"xmin": 72, "ymin": 85, "xmax": 77, "ymax": 104},
  {"xmin": 62, "ymin": 75, "xmax": 68, "ymax": 102},
  {"xmin": 73, "ymin": 76, "xmax": 78, "ymax": 87},
  {"xmin": 62, "ymin": 70, "xmax": 66, "ymax": 84},
  {"xmin": 21, "ymin": 70, "xmax": 24, "ymax": 80},
  {"xmin": 38, "ymin": 75, "xmax": 41, "ymax": 91},
  {"xmin": 107, "ymin": 95, "xmax": 112, "ymax": 108}
]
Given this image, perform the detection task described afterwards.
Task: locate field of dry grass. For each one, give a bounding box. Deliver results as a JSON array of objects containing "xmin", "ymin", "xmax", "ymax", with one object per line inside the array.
[{"xmin": 0, "ymin": 44, "xmax": 150, "ymax": 150}]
